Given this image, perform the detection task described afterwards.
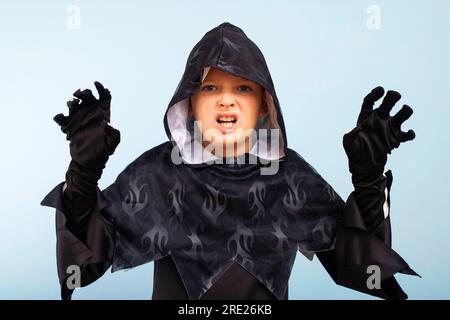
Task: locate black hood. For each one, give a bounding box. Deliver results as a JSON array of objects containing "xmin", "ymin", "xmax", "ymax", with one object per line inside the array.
[{"xmin": 163, "ymin": 22, "xmax": 287, "ymax": 163}]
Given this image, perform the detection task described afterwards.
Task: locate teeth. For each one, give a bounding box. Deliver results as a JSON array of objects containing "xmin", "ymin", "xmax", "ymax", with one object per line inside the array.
[
  {"xmin": 219, "ymin": 116, "xmax": 235, "ymax": 122},
  {"xmin": 219, "ymin": 122, "xmax": 234, "ymax": 128}
]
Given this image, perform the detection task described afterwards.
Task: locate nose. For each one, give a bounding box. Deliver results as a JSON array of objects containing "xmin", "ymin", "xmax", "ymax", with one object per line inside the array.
[{"xmin": 218, "ymin": 92, "xmax": 236, "ymax": 109}]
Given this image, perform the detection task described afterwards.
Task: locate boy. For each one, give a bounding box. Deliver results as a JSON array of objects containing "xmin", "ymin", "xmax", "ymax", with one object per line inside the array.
[{"xmin": 41, "ymin": 22, "xmax": 418, "ymax": 300}]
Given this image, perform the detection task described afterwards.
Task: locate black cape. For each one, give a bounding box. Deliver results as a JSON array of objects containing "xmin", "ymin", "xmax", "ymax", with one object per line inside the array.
[{"xmin": 41, "ymin": 22, "xmax": 418, "ymax": 300}]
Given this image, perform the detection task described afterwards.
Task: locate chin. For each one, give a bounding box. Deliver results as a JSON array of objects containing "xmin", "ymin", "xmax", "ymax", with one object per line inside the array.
[{"xmin": 205, "ymin": 135, "xmax": 253, "ymax": 157}]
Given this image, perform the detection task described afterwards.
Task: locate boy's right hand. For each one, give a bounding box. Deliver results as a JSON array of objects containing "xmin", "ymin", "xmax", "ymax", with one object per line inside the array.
[{"xmin": 53, "ymin": 81, "xmax": 121, "ymax": 172}]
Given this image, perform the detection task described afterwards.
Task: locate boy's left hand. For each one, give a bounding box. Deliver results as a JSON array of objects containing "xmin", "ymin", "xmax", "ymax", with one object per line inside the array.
[{"xmin": 343, "ymin": 86, "xmax": 416, "ymax": 186}]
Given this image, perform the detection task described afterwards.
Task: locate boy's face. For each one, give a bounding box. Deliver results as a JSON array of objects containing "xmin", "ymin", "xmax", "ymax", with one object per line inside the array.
[{"xmin": 190, "ymin": 67, "xmax": 267, "ymax": 157}]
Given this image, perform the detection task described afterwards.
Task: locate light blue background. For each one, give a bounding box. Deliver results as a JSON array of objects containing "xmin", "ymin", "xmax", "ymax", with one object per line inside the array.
[{"xmin": 0, "ymin": 0, "xmax": 448, "ymax": 299}]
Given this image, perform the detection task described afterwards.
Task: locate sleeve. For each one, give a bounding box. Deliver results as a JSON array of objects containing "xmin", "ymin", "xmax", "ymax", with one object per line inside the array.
[
  {"xmin": 40, "ymin": 180, "xmax": 121, "ymax": 300},
  {"xmin": 315, "ymin": 170, "xmax": 420, "ymax": 300}
]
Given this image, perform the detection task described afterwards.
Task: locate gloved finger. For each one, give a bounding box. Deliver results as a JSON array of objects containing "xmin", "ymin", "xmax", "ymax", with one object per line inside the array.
[
  {"xmin": 358, "ymin": 86, "xmax": 384, "ymax": 125},
  {"xmin": 104, "ymin": 121, "xmax": 120, "ymax": 138},
  {"xmin": 392, "ymin": 105, "xmax": 413, "ymax": 128},
  {"xmin": 342, "ymin": 127, "xmax": 359, "ymax": 153},
  {"xmin": 73, "ymin": 88, "xmax": 97, "ymax": 105},
  {"xmin": 377, "ymin": 90, "xmax": 401, "ymax": 118},
  {"xmin": 104, "ymin": 122, "xmax": 121, "ymax": 155},
  {"xmin": 400, "ymin": 129, "xmax": 416, "ymax": 143},
  {"xmin": 66, "ymin": 98, "xmax": 81, "ymax": 114},
  {"xmin": 94, "ymin": 81, "xmax": 112, "ymax": 103},
  {"xmin": 53, "ymin": 113, "xmax": 68, "ymax": 127}
]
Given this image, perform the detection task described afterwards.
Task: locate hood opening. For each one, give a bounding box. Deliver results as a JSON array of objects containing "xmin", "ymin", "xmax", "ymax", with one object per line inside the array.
[{"xmin": 167, "ymin": 66, "xmax": 285, "ymax": 164}]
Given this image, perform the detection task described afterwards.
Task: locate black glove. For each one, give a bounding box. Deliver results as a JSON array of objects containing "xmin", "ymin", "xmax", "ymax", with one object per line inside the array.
[
  {"xmin": 53, "ymin": 81, "xmax": 120, "ymax": 230},
  {"xmin": 343, "ymin": 86, "xmax": 415, "ymax": 186},
  {"xmin": 343, "ymin": 87, "xmax": 415, "ymax": 231}
]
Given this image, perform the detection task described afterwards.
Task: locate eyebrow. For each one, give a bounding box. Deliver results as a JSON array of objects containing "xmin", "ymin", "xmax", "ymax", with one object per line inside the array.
[{"xmin": 201, "ymin": 79, "xmax": 257, "ymax": 86}]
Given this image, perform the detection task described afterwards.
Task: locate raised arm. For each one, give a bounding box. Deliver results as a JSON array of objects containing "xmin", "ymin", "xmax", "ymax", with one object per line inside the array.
[
  {"xmin": 316, "ymin": 87, "xmax": 419, "ymax": 299},
  {"xmin": 41, "ymin": 82, "xmax": 121, "ymax": 299}
]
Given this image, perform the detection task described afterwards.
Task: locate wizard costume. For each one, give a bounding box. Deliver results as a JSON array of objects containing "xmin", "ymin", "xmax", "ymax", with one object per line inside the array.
[{"xmin": 41, "ymin": 22, "xmax": 419, "ymax": 300}]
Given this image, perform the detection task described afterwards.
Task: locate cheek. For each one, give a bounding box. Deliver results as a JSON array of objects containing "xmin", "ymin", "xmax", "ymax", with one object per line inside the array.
[
  {"xmin": 192, "ymin": 97, "xmax": 213, "ymax": 124},
  {"xmin": 239, "ymin": 98, "xmax": 261, "ymax": 126}
]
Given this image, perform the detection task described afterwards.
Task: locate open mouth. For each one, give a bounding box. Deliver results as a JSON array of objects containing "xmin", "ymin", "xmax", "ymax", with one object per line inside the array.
[{"xmin": 216, "ymin": 114, "xmax": 238, "ymax": 129}]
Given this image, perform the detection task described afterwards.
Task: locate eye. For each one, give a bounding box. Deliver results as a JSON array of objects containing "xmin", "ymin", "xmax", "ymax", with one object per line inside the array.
[
  {"xmin": 201, "ymin": 85, "xmax": 217, "ymax": 92},
  {"xmin": 237, "ymin": 85, "xmax": 252, "ymax": 92}
]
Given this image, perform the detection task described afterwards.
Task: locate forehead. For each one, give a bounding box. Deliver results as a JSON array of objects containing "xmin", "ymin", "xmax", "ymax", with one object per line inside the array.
[{"xmin": 203, "ymin": 67, "xmax": 254, "ymax": 84}]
